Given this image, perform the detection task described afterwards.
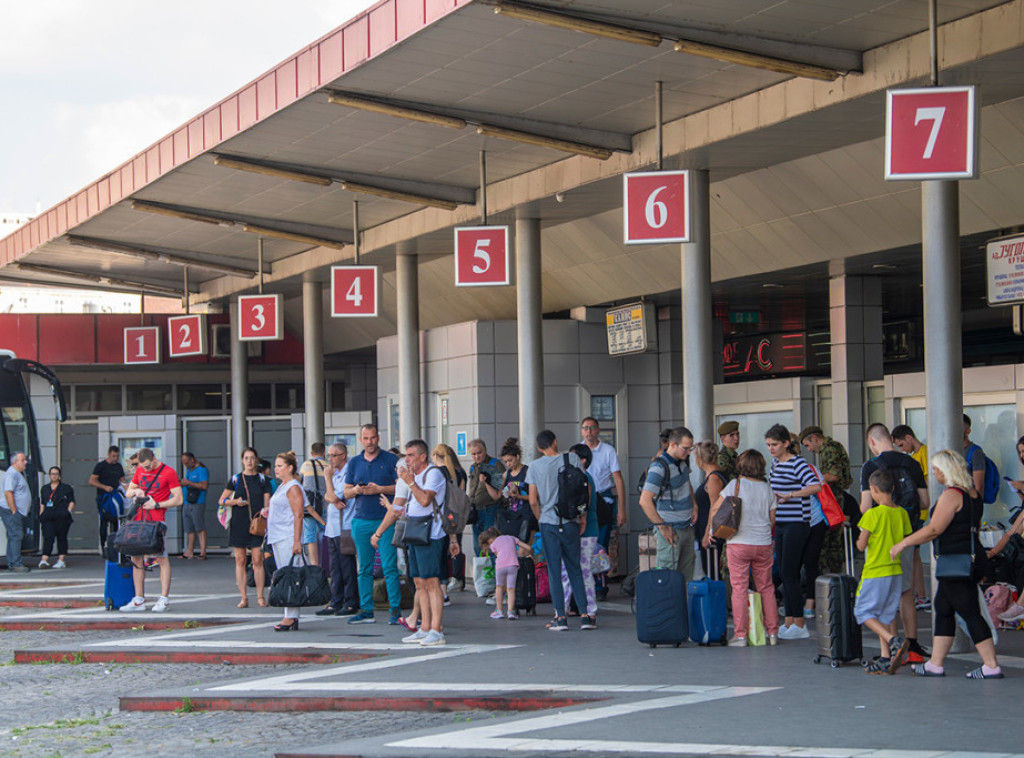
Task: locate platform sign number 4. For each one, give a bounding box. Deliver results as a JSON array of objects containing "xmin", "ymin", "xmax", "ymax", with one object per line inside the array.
[
  {"xmin": 124, "ymin": 326, "xmax": 161, "ymax": 365},
  {"xmin": 885, "ymin": 86, "xmax": 978, "ymax": 181},
  {"xmin": 623, "ymin": 170, "xmax": 690, "ymax": 244},
  {"xmin": 454, "ymin": 226, "xmax": 510, "ymax": 287},
  {"xmin": 331, "ymin": 265, "xmax": 378, "ymax": 318}
]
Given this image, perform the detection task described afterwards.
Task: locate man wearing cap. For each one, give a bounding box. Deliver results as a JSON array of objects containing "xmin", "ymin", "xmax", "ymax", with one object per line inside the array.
[
  {"xmin": 799, "ymin": 426, "xmax": 851, "ymax": 499},
  {"xmin": 717, "ymin": 421, "xmax": 740, "ymax": 482}
]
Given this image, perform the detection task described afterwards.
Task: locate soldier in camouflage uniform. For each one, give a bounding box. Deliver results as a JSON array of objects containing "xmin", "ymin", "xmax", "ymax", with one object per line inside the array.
[
  {"xmin": 717, "ymin": 421, "xmax": 740, "ymax": 481},
  {"xmin": 799, "ymin": 426, "xmax": 852, "ymax": 574}
]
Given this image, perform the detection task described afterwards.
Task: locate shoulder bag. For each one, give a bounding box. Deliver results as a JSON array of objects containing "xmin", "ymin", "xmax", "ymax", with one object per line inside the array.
[
  {"xmin": 934, "ymin": 488, "xmax": 976, "ymax": 580},
  {"xmin": 245, "ymin": 475, "xmax": 267, "ymax": 537},
  {"xmin": 712, "ymin": 475, "xmax": 743, "ymax": 540},
  {"xmin": 111, "ymin": 466, "xmax": 167, "ymax": 556},
  {"xmin": 269, "ymin": 554, "xmax": 332, "ymax": 608}
]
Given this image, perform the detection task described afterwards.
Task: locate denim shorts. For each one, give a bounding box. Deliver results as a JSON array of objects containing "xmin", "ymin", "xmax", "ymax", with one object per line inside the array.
[
  {"xmin": 408, "ymin": 538, "xmax": 444, "ymax": 579},
  {"xmin": 302, "ymin": 517, "xmax": 325, "ymax": 544}
]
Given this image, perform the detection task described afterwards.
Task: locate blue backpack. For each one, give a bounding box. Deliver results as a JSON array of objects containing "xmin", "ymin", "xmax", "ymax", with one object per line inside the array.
[
  {"xmin": 966, "ymin": 443, "xmax": 1001, "ymax": 504},
  {"xmin": 99, "ymin": 490, "xmax": 124, "ymax": 520}
]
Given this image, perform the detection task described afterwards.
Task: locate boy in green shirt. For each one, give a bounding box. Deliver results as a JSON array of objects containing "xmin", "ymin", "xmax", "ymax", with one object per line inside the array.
[{"xmin": 855, "ymin": 469, "xmax": 912, "ymax": 675}]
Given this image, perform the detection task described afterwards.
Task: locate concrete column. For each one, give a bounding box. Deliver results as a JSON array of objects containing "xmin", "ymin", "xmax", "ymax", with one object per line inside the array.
[
  {"xmin": 229, "ymin": 300, "xmax": 249, "ymax": 463},
  {"xmin": 396, "ymin": 245, "xmax": 421, "ymax": 443},
  {"xmin": 922, "ymin": 180, "xmax": 963, "ymax": 482},
  {"xmin": 829, "ymin": 276, "xmax": 883, "ymax": 466},
  {"xmin": 302, "ymin": 272, "xmax": 325, "ymax": 451},
  {"xmin": 681, "ymin": 169, "xmax": 713, "ymax": 443},
  {"xmin": 516, "ymin": 213, "xmax": 544, "ymax": 462}
]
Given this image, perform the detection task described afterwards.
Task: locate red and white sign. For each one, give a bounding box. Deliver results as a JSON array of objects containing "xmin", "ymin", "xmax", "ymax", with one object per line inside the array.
[
  {"xmin": 331, "ymin": 266, "xmax": 378, "ymax": 318},
  {"xmin": 623, "ymin": 170, "xmax": 690, "ymax": 244},
  {"xmin": 238, "ymin": 294, "xmax": 283, "ymax": 341},
  {"xmin": 885, "ymin": 86, "xmax": 978, "ymax": 181},
  {"xmin": 124, "ymin": 326, "xmax": 161, "ymax": 365},
  {"xmin": 167, "ymin": 314, "xmax": 207, "ymax": 358},
  {"xmin": 454, "ymin": 226, "xmax": 510, "ymax": 286}
]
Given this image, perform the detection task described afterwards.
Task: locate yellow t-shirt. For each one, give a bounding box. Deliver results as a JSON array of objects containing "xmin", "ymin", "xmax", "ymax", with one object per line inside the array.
[
  {"xmin": 911, "ymin": 445, "xmax": 928, "ymax": 520},
  {"xmin": 858, "ymin": 504, "xmax": 912, "ymax": 580}
]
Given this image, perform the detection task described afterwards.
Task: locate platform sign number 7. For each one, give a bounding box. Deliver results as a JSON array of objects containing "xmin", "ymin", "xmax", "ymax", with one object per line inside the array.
[
  {"xmin": 331, "ymin": 265, "xmax": 378, "ymax": 317},
  {"xmin": 885, "ymin": 86, "xmax": 978, "ymax": 181}
]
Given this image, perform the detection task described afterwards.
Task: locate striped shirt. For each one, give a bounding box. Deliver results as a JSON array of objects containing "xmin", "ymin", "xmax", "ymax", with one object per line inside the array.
[{"xmin": 768, "ymin": 456, "xmax": 817, "ymax": 523}]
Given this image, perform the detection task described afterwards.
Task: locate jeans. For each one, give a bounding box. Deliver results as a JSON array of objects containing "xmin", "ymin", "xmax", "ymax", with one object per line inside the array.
[
  {"xmin": 353, "ymin": 517, "xmax": 400, "ymax": 613},
  {"xmin": 654, "ymin": 523, "xmax": 697, "ymax": 581},
  {"xmin": 727, "ymin": 542, "xmax": 778, "ymax": 637},
  {"xmin": 1, "ymin": 508, "xmax": 24, "ymax": 568},
  {"xmin": 472, "ymin": 504, "xmax": 499, "ymax": 552},
  {"xmin": 540, "ymin": 523, "xmax": 588, "ymax": 618},
  {"xmin": 775, "ymin": 521, "xmax": 810, "ymax": 618},
  {"xmin": 325, "ymin": 535, "xmax": 358, "ymax": 608},
  {"xmin": 595, "ymin": 494, "xmax": 617, "ymax": 593}
]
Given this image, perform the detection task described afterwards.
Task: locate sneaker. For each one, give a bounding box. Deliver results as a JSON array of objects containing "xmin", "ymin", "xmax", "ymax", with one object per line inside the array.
[
  {"xmin": 485, "ymin": 596, "xmax": 496, "ymax": 605},
  {"xmin": 443, "ymin": 595, "xmax": 452, "ymax": 608},
  {"xmin": 888, "ymin": 636, "xmax": 910, "ymax": 674},
  {"xmin": 37, "ymin": 559, "xmax": 51, "ymax": 569},
  {"xmin": 998, "ymin": 603, "xmax": 1024, "ymax": 623},
  {"xmin": 490, "ymin": 610, "xmax": 505, "ymax": 620},
  {"xmin": 8, "ymin": 566, "xmax": 30, "ymax": 573},
  {"xmin": 316, "ymin": 606, "xmax": 340, "ymax": 616},
  {"xmin": 728, "ymin": 635, "xmax": 748, "ymax": 647},
  {"xmin": 915, "ymin": 595, "xmax": 932, "ymax": 611},
  {"xmin": 402, "ymin": 629, "xmax": 429, "ymax": 644},
  {"xmin": 548, "ymin": 617, "xmax": 569, "ymax": 632},
  {"xmin": 507, "ymin": 612, "xmax": 518, "ymax": 620},
  {"xmin": 419, "ymin": 630, "xmax": 446, "ymax": 646},
  {"xmin": 446, "ymin": 578, "xmax": 460, "ymax": 593},
  {"xmin": 388, "ymin": 609, "xmax": 402, "ymax": 625},
  {"xmin": 347, "ymin": 611, "xmax": 375, "ymax": 624},
  {"xmin": 779, "ymin": 624, "xmax": 809, "ymax": 640},
  {"xmin": 52, "ymin": 559, "xmax": 66, "ymax": 570},
  {"xmin": 580, "ymin": 615, "xmax": 597, "ymax": 630},
  {"xmin": 768, "ymin": 634, "xmax": 779, "ymax": 646},
  {"xmin": 119, "ymin": 597, "xmax": 146, "ymax": 612},
  {"xmin": 865, "ymin": 657, "xmax": 891, "ymax": 675},
  {"xmin": 151, "ymin": 597, "xmax": 170, "ymax": 613},
  {"xmin": 334, "ymin": 605, "xmax": 359, "ymax": 616},
  {"xmin": 906, "ymin": 639, "xmax": 928, "ymax": 664}
]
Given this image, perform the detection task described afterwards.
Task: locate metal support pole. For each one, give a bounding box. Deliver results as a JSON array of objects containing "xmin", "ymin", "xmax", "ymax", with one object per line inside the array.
[
  {"xmin": 516, "ymin": 214, "xmax": 544, "ymax": 462},
  {"xmin": 922, "ymin": 180, "xmax": 962, "ymax": 485},
  {"xmin": 480, "ymin": 150, "xmax": 488, "ymax": 224},
  {"xmin": 229, "ymin": 300, "xmax": 249, "ymax": 464},
  {"xmin": 302, "ymin": 272, "xmax": 325, "ymax": 451},
  {"xmin": 655, "ymin": 81, "xmax": 663, "ymax": 170},
  {"xmin": 257, "ymin": 237, "xmax": 265, "ymax": 294},
  {"xmin": 928, "ymin": 0, "xmax": 939, "ymax": 86},
  {"xmin": 182, "ymin": 265, "xmax": 189, "ymax": 314},
  {"xmin": 681, "ymin": 169, "xmax": 713, "ymax": 443},
  {"xmin": 352, "ymin": 201, "xmax": 360, "ymax": 264},
  {"xmin": 396, "ymin": 246, "xmax": 421, "ymax": 442}
]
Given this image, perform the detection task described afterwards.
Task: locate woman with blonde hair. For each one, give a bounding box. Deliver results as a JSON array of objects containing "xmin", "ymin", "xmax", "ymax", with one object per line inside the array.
[
  {"xmin": 693, "ymin": 440, "xmax": 727, "ymax": 577},
  {"xmin": 892, "ymin": 449, "xmax": 1001, "ymax": 678},
  {"xmin": 431, "ymin": 444, "xmax": 467, "ymax": 488}
]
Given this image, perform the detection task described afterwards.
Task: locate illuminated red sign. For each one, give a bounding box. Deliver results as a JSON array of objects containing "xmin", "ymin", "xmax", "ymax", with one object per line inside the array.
[{"xmin": 723, "ymin": 333, "xmax": 807, "ymax": 378}]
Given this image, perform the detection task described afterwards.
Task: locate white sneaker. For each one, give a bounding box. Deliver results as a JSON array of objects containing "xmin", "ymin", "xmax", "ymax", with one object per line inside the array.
[
  {"xmin": 485, "ymin": 596, "xmax": 496, "ymax": 605},
  {"xmin": 402, "ymin": 630, "xmax": 429, "ymax": 644},
  {"xmin": 419, "ymin": 630, "xmax": 446, "ymax": 647},
  {"xmin": 998, "ymin": 603, "xmax": 1024, "ymax": 623},
  {"xmin": 119, "ymin": 597, "xmax": 147, "ymax": 612},
  {"xmin": 151, "ymin": 597, "xmax": 170, "ymax": 613},
  {"xmin": 779, "ymin": 624, "xmax": 810, "ymax": 640},
  {"xmin": 37, "ymin": 559, "xmax": 50, "ymax": 569},
  {"xmin": 52, "ymin": 559, "xmax": 66, "ymax": 570}
]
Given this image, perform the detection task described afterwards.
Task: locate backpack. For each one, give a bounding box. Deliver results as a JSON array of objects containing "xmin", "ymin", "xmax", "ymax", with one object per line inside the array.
[
  {"xmin": 985, "ymin": 582, "xmax": 1017, "ymax": 621},
  {"xmin": 99, "ymin": 489, "xmax": 124, "ymax": 521},
  {"xmin": 637, "ymin": 458, "xmax": 670, "ymax": 501},
  {"xmin": 967, "ymin": 444, "xmax": 1001, "ymax": 505},
  {"xmin": 303, "ymin": 459, "xmax": 325, "ymax": 516},
  {"xmin": 433, "ymin": 466, "xmax": 473, "ymax": 536},
  {"xmin": 874, "ymin": 457, "xmax": 920, "ymax": 516},
  {"xmin": 555, "ymin": 453, "xmax": 589, "ymax": 522}
]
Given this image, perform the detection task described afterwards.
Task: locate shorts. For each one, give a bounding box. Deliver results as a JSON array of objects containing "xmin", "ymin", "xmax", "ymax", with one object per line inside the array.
[
  {"xmin": 181, "ymin": 502, "xmax": 206, "ymax": 534},
  {"xmin": 495, "ymin": 565, "xmax": 518, "ymax": 589},
  {"xmin": 900, "ymin": 547, "xmax": 914, "ymax": 593},
  {"xmin": 855, "ymin": 575, "xmax": 902, "ymax": 626},
  {"xmin": 408, "ymin": 538, "xmax": 444, "ymax": 579},
  {"xmin": 302, "ymin": 516, "xmax": 325, "ymax": 544}
]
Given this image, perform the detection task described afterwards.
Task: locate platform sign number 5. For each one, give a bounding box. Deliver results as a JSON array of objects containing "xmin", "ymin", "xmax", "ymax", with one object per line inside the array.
[
  {"xmin": 885, "ymin": 86, "xmax": 978, "ymax": 181},
  {"xmin": 168, "ymin": 314, "xmax": 207, "ymax": 358},
  {"xmin": 623, "ymin": 170, "xmax": 690, "ymax": 244},
  {"xmin": 454, "ymin": 226, "xmax": 510, "ymax": 287},
  {"xmin": 331, "ymin": 265, "xmax": 378, "ymax": 317},
  {"xmin": 124, "ymin": 326, "xmax": 161, "ymax": 365},
  {"xmin": 238, "ymin": 294, "xmax": 284, "ymax": 341}
]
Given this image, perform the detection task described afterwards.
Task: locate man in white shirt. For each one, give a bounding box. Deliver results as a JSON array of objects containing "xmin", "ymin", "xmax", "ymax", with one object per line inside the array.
[
  {"xmin": 317, "ymin": 444, "xmax": 358, "ymax": 616},
  {"xmin": 2, "ymin": 453, "xmax": 32, "ymax": 572},
  {"xmin": 581, "ymin": 417, "xmax": 625, "ymax": 600}
]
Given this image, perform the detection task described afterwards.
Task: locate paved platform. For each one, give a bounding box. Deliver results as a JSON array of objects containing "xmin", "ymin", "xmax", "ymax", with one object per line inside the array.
[{"xmin": 1, "ymin": 556, "xmax": 1021, "ymax": 758}]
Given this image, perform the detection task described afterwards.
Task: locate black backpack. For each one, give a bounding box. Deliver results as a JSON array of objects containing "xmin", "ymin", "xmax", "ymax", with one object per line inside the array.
[
  {"xmin": 303, "ymin": 459, "xmax": 325, "ymax": 517},
  {"xmin": 555, "ymin": 453, "xmax": 590, "ymax": 522},
  {"xmin": 875, "ymin": 458, "xmax": 919, "ymax": 515}
]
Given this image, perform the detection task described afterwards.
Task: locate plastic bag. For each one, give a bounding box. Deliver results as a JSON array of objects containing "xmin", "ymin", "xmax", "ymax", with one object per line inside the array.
[{"xmin": 473, "ymin": 555, "xmax": 496, "ymax": 597}]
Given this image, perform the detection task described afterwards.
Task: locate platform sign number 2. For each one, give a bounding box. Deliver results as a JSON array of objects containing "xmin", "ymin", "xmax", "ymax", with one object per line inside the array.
[
  {"xmin": 168, "ymin": 314, "xmax": 207, "ymax": 358},
  {"xmin": 623, "ymin": 170, "xmax": 690, "ymax": 244},
  {"xmin": 331, "ymin": 266, "xmax": 378, "ymax": 317},
  {"xmin": 124, "ymin": 326, "xmax": 161, "ymax": 365},
  {"xmin": 885, "ymin": 86, "xmax": 978, "ymax": 181}
]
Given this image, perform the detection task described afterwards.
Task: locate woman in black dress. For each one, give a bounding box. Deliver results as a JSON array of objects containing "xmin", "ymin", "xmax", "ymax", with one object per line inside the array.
[{"xmin": 217, "ymin": 447, "xmax": 270, "ymax": 608}]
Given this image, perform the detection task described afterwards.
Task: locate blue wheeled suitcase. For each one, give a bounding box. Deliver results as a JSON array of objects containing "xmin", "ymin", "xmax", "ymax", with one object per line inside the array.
[
  {"xmin": 635, "ymin": 569, "xmax": 688, "ymax": 647},
  {"xmin": 688, "ymin": 547, "xmax": 728, "ymax": 645},
  {"xmin": 104, "ymin": 560, "xmax": 135, "ymax": 611}
]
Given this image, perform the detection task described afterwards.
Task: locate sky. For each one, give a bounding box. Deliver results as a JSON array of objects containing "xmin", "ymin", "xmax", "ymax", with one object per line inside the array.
[{"xmin": 0, "ymin": 0, "xmax": 377, "ymax": 214}]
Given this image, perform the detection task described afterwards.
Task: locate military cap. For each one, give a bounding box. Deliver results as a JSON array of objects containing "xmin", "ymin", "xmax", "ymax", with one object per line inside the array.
[
  {"xmin": 717, "ymin": 421, "xmax": 739, "ymax": 436},
  {"xmin": 798, "ymin": 425, "xmax": 824, "ymax": 441}
]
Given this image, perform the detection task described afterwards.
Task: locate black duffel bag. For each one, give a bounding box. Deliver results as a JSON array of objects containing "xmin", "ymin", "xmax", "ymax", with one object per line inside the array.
[
  {"xmin": 269, "ymin": 555, "xmax": 332, "ymax": 608},
  {"xmin": 111, "ymin": 509, "xmax": 166, "ymax": 556}
]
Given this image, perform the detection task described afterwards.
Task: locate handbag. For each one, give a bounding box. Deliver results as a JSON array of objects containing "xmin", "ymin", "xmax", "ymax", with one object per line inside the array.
[
  {"xmin": 185, "ymin": 485, "xmax": 201, "ymax": 505},
  {"xmin": 268, "ymin": 554, "xmax": 332, "ymax": 608},
  {"xmin": 934, "ymin": 488, "xmax": 977, "ymax": 580},
  {"xmin": 391, "ymin": 518, "xmax": 408, "ymax": 548},
  {"xmin": 747, "ymin": 591, "xmax": 767, "ymax": 646},
  {"xmin": 403, "ymin": 515, "xmax": 433, "ymax": 546},
  {"xmin": 111, "ymin": 509, "xmax": 167, "ymax": 556},
  {"xmin": 338, "ymin": 529, "xmax": 357, "ymax": 556},
  {"xmin": 712, "ymin": 476, "xmax": 743, "ymax": 540},
  {"xmin": 811, "ymin": 466, "xmax": 845, "ymax": 529},
  {"xmin": 243, "ymin": 476, "xmax": 266, "ymax": 537}
]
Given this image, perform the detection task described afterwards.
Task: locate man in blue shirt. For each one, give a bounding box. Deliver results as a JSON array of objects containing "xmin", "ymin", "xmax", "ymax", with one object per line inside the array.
[
  {"xmin": 180, "ymin": 452, "xmax": 209, "ymax": 560},
  {"xmin": 2, "ymin": 452, "xmax": 32, "ymax": 572},
  {"xmin": 638, "ymin": 426, "xmax": 696, "ymax": 579},
  {"xmin": 343, "ymin": 424, "xmax": 400, "ymax": 624}
]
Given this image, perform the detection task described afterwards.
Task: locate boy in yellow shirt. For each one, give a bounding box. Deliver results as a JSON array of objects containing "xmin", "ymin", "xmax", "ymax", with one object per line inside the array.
[{"xmin": 855, "ymin": 469, "xmax": 912, "ymax": 675}]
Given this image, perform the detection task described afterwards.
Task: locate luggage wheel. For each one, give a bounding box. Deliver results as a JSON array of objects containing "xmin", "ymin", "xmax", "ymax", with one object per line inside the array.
[
  {"xmin": 105, "ymin": 599, "xmax": 114, "ymax": 611},
  {"xmin": 830, "ymin": 660, "xmax": 840, "ymax": 669},
  {"xmin": 813, "ymin": 656, "xmax": 821, "ymax": 664}
]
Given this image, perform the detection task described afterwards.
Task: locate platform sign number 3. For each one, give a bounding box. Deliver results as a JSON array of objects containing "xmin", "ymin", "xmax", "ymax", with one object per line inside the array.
[
  {"xmin": 331, "ymin": 266, "xmax": 378, "ymax": 318},
  {"xmin": 623, "ymin": 170, "xmax": 690, "ymax": 244},
  {"xmin": 454, "ymin": 227, "xmax": 510, "ymax": 287},
  {"xmin": 238, "ymin": 294, "xmax": 284, "ymax": 341},
  {"xmin": 885, "ymin": 86, "xmax": 978, "ymax": 181},
  {"xmin": 124, "ymin": 326, "xmax": 161, "ymax": 365}
]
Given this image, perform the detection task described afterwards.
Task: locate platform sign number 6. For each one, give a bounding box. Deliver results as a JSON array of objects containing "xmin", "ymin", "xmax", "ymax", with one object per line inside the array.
[
  {"xmin": 238, "ymin": 294, "xmax": 284, "ymax": 341},
  {"xmin": 624, "ymin": 170, "xmax": 690, "ymax": 244},
  {"xmin": 124, "ymin": 326, "xmax": 161, "ymax": 365},
  {"xmin": 331, "ymin": 265, "xmax": 378, "ymax": 318},
  {"xmin": 885, "ymin": 86, "xmax": 978, "ymax": 181},
  {"xmin": 454, "ymin": 226, "xmax": 510, "ymax": 287}
]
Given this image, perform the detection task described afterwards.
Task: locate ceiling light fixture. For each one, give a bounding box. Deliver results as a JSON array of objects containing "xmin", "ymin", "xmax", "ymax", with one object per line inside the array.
[
  {"xmin": 240, "ymin": 224, "xmax": 347, "ymax": 250},
  {"xmin": 476, "ymin": 124, "xmax": 613, "ymax": 160},
  {"xmin": 673, "ymin": 39, "xmax": 841, "ymax": 81},
  {"xmin": 327, "ymin": 92, "xmax": 467, "ymax": 129},
  {"xmin": 493, "ymin": 3, "xmax": 662, "ymax": 47},
  {"xmin": 68, "ymin": 236, "xmax": 256, "ymax": 278},
  {"xmin": 339, "ymin": 180, "xmax": 459, "ymax": 211},
  {"xmin": 212, "ymin": 155, "xmax": 333, "ymax": 187},
  {"xmin": 130, "ymin": 200, "xmax": 235, "ymax": 227}
]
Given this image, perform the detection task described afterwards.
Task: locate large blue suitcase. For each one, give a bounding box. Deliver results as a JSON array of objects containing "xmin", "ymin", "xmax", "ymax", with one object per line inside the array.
[
  {"xmin": 635, "ymin": 569, "xmax": 688, "ymax": 647},
  {"xmin": 688, "ymin": 548, "xmax": 728, "ymax": 645},
  {"xmin": 104, "ymin": 560, "xmax": 135, "ymax": 611}
]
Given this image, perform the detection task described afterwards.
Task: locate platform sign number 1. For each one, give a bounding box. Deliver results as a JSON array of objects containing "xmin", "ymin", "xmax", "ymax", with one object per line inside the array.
[
  {"xmin": 885, "ymin": 86, "xmax": 978, "ymax": 181},
  {"xmin": 623, "ymin": 170, "xmax": 690, "ymax": 244},
  {"xmin": 331, "ymin": 265, "xmax": 378, "ymax": 318},
  {"xmin": 124, "ymin": 326, "xmax": 161, "ymax": 365}
]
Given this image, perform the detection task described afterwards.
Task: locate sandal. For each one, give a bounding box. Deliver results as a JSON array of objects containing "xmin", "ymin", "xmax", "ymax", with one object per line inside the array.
[
  {"xmin": 965, "ymin": 666, "xmax": 1003, "ymax": 679},
  {"xmin": 237, "ymin": 598, "xmax": 249, "ymax": 609},
  {"xmin": 397, "ymin": 616, "xmax": 417, "ymax": 631},
  {"xmin": 256, "ymin": 597, "xmax": 268, "ymax": 608},
  {"xmin": 197, "ymin": 554, "xmax": 208, "ymax": 561},
  {"xmin": 913, "ymin": 664, "xmax": 945, "ymax": 677}
]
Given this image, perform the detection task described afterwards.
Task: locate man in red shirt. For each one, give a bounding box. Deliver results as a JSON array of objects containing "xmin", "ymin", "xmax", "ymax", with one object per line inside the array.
[{"xmin": 119, "ymin": 448, "xmax": 182, "ymax": 612}]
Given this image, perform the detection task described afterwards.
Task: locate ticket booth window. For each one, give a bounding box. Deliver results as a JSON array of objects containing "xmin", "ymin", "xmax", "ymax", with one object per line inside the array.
[{"xmin": 591, "ymin": 395, "xmax": 616, "ymax": 448}]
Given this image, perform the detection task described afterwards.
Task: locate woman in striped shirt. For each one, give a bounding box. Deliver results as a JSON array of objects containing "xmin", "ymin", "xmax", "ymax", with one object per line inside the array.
[{"xmin": 765, "ymin": 424, "xmax": 821, "ymax": 640}]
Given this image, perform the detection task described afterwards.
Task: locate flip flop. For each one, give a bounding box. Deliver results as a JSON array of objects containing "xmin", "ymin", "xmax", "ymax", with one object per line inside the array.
[
  {"xmin": 197, "ymin": 555, "xmax": 208, "ymax": 561},
  {"xmin": 965, "ymin": 666, "xmax": 1003, "ymax": 679},
  {"xmin": 912, "ymin": 664, "xmax": 945, "ymax": 677},
  {"xmin": 177, "ymin": 555, "xmax": 193, "ymax": 560}
]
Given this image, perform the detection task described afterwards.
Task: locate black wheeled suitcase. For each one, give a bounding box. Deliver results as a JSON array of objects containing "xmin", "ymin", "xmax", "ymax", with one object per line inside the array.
[
  {"xmin": 515, "ymin": 556, "xmax": 537, "ymax": 615},
  {"xmin": 813, "ymin": 526, "xmax": 862, "ymax": 667},
  {"xmin": 635, "ymin": 569, "xmax": 688, "ymax": 647}
]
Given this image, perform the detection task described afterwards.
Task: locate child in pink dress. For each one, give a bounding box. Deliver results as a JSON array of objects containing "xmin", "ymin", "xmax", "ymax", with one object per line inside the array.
[{"xmin": 479, "ymin": 527, "xmax": 531, "ymax": 620}]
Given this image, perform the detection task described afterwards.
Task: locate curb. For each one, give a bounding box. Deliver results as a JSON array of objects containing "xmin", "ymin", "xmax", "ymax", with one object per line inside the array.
[
  {"xmin": 121, "ymin": 694, "xmax": 602, "ymax": 713},
  {"xmin": 0, "ymin": 619, "xmax": 237, "ymax": 632},
  {"xmin": 14, "ymin": 650, "xmax": 378, "ymax": 665}
]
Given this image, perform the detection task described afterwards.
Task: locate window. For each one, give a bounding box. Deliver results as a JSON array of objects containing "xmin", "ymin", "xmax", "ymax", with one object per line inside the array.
[
  {"xmin": 75, "ymin": 385, "xmax": 122, "ymax": 413},
  {"xmin": 177, "ymin": 384, "xmax": 224, "ymax": 411},
  {"xmin": 126, "ymin": 385, "xmax": 172, "ymax": 411},
  {"xmin": 274, "ymin": 383, "xmax": 304, "ymax": 411},
  {"xmin": 248, "ymin": 384, "xmax": 272, "ymax": 411}
]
